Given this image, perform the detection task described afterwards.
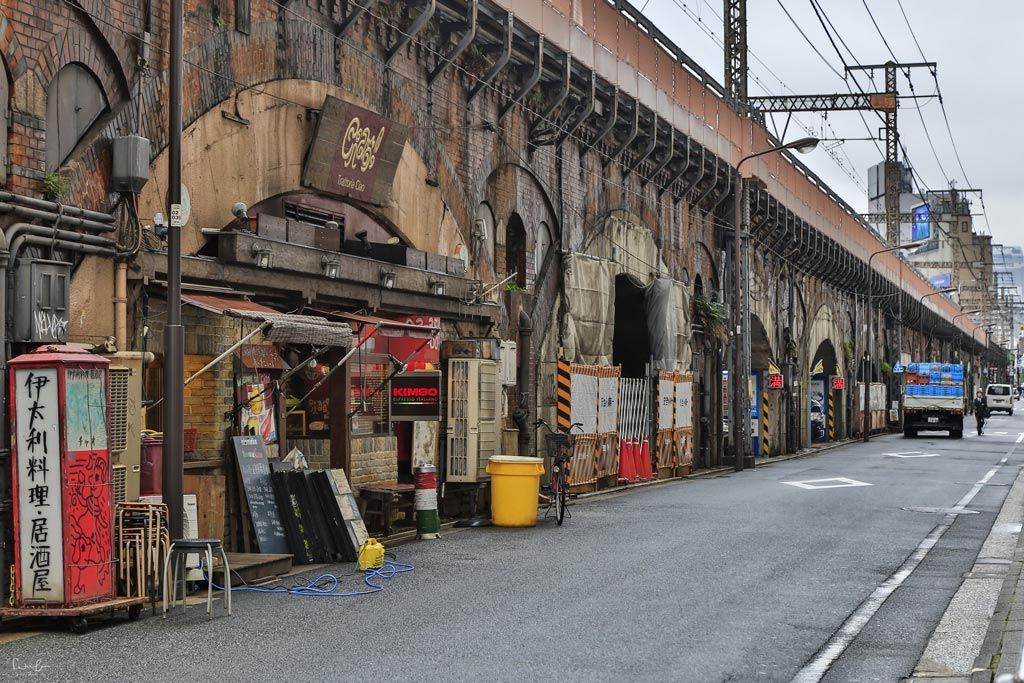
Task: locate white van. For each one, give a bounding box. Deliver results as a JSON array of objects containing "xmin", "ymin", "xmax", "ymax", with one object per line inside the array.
[{"xmin": 986, "ymin": 384, "xmax": 1014, "ymax": 415}]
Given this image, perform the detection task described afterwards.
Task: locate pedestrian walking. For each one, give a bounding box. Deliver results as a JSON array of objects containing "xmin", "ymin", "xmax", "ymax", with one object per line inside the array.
[{"xmin": 973, "ymin": 390, "xmax": 988, "ymax": 435}]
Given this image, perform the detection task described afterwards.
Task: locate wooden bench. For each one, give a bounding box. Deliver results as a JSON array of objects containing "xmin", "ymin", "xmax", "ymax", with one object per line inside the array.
[{"xmin": 358, "ymin": 481, "xmax": 415, "ymax": 537}]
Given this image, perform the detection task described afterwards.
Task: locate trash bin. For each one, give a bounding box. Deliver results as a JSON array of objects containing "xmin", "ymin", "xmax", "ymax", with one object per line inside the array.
[{"xmin": 486, "ymin": 455, "xmax": 545, "ymax": 527}]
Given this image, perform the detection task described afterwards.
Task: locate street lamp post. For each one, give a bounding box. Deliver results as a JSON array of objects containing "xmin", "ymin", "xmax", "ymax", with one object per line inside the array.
[
  {"xmin": 918, "ymin": 287, "xmax": 958, "ymax": 354},
  {"xmin": 953, "ymin": 309, "xmax": 981, "ymax": 362},
  {"xmin": 863, "ymin": 240, "xmax": 926, "ymax": 443},
  {"xmin": 732, "ymin": 136, "xmax": 819, "ymax": 472}
]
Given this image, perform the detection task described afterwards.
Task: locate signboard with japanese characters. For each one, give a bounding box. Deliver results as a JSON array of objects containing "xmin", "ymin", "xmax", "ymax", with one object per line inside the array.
[
  {"xmin": 658, "ymin": 376, "xmax": 674, "ymax": 431},
  {"xmin": 14, "ymin": 367, "xmax": 63, "ymax": 603},
  {"xmin": 675, "ymin": 374, "xmax": 693, "ymax": 431}
]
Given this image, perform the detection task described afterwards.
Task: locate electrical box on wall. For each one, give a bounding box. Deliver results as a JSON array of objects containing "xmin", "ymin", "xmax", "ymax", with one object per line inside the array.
[
  {"xmin": 498, "ymin": 340, "xmax": 517, "ymax": 386},
  {"xmin": 111, "ymin": 135, "xmax": 151, "ymax": 193},
  {"xmin": 12, "ymin": 259, "xmax": 71, "ymax": 343}
]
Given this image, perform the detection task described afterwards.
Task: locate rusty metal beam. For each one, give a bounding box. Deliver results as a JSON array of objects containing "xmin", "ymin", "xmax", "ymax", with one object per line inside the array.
[
  {"xmin": 337, "ymin": 0, "xmax": 379, "ymax": 38},
  {"xmin": 467, "ymin": 11, "xmax": 513, "ymax": 102},
  {"xmin": 623, "ymin": 114, "xmax": 657, "ymax": 180},
  {"xmin": 531, "ymin": 52, "xmax": 570, "ymax": 136},
  {"xmin": 556, "ymin": 71, "xmax": 595, "ymax": 146},
  {"xmin": 648, "ymin": 125, "xmax": 675, "ymax": 183},
  {"xmin": 585, "ymin": 87, "xmax": 618, "ymax": 153},
  {"xmin": 385, "ymin": 0, "xmax": 436, "ymax": 65},
  {"xmin": 498, "ymin": 32, "xmax": 543, "ymax": 121},
  {"xmin": 748, "ymin": 92, "xmax": 894, "ymax": 113},
  {"xmin": 427, "ymin": 0, "xmax": 477, "ymax": 84},
  {"xmin": 604, "ymin": 102, "xmax": 638, "ymax": 168}
]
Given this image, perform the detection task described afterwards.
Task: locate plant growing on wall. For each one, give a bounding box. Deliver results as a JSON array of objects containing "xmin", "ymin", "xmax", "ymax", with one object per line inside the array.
[
  {"xmin": 693, "ymin": 294, "xmax": 729, "ymax": 344},
  {"xmin": 843, "ymin": 340, "xmax": 854, "ymax": 369},
  {"xmin": 461, "ymin": 44, "xmax": 492, "ymax": 78},
  {"xmin": 881, "ymin": 360, "xmax": 892, "ymax": 378},
  {"xmin": 43, "ymin": 172, "xmax": 67, "ymax": 202}
]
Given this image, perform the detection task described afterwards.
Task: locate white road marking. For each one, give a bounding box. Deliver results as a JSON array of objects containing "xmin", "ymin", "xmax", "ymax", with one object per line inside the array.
[
  {"xmin": 792, "ymin": 444, "xmax": 1018, "ymax": 682},
  {"xmin": 782, "ymin": 477, "xmax": 872, "ymax": 490},
  {"xmin": 992, "ymin": 431, "xmax": 1008, "ymax": 435},
  {"xmin": 884, "ymin": 452, "xmax": 940, "ymax": 458},
  {"xmin": 1017, "ymin": 433, "xmax": 1024, "ymax": 444}
]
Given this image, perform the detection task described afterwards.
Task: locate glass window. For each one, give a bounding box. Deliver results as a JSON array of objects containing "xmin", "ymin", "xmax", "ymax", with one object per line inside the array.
[
  {"xmin": 350, "ymin": 354, "xmax": 392, "ymax": 436},
  {"xmin": 988, "ymin": 385, "xmax": 1010, "ymax": 396}
]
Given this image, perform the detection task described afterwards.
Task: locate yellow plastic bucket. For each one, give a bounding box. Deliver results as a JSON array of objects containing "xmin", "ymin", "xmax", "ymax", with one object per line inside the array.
[{"xmin": 486, "ymin": 455, "xmax": 545, "ymax": 527}]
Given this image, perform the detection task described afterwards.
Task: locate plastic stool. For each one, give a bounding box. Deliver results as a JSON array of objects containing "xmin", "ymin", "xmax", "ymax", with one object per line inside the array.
[{"xmin": 162, "ymin": 539, "xmax": 232, "ymax": 619}]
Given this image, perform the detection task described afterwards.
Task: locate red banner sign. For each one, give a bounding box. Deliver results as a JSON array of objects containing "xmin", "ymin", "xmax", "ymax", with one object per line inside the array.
[
  {"xmin": 831, "ymin": 376, "xmax": 846, "ymax": 391},
  {"xmin": 767, "ymin": 373, "xmax": 784, "ymax": 390}
]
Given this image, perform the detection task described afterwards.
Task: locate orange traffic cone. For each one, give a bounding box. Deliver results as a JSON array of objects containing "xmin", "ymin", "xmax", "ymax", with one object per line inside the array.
[
  {"xmin": 638, "ymin": 438, "xmax": 654, "ymax": 479},
  {"xmin": 618, "ymin": 438, "xmax": 636, "ymax": 482}
]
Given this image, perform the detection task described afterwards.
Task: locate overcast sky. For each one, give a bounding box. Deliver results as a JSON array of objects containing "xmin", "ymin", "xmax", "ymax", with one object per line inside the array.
[{"xmin": 638, "ymin": 0, "xmax": 1022, "ymax": 246}]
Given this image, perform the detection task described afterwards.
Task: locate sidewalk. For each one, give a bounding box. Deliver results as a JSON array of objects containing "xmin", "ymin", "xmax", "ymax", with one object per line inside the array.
[{"xmin": 909, "ymin": 468, "xmax": 1024, "ymax": 682}]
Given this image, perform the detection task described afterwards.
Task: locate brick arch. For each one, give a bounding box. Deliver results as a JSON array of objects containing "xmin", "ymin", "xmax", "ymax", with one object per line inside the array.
[
  {"xmin": 0, "ymin": 12, "xmax": 25, "ymax": 79},
  {"xmin": 37, "ymin": 26, "xmax": 124, "ymax": 105}
]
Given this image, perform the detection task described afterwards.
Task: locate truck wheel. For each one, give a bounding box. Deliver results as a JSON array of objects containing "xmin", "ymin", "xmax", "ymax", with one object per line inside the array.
[
  {"xmin": 951, "ymin": 429, "xmax": 963, "ymax": 439},
  {"xmin": 903, "ymin": 428, "xmax": 917, "ymax": 438}
]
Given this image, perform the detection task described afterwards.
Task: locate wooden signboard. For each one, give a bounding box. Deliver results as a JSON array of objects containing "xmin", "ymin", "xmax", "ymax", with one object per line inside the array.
[
  {"xmin": 328, "ymin": 469, "xmax": 369, "ymax": 550},
  {"xmin": 232, "ymin": 436, "xmax": 289, "ymax": 554}
]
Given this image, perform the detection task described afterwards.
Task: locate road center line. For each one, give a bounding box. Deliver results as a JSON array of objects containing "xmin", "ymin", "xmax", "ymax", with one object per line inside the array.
[{"xmin": 792, "ymin": 443, "xmax": 1018, "ymax": 682}]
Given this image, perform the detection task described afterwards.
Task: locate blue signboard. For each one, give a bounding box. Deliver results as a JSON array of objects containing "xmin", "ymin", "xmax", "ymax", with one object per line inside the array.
[
  {"xmin": 929, "ymin": 273, "xmax": 951, "ymax": 289},
  {"xmin": 911, "ymin": 204, "xmax": 931, "ymax": 241}
]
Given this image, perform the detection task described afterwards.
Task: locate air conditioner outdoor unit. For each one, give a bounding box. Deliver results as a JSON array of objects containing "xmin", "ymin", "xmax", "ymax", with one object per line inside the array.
[
  {"xmin": 498, "ymin": 340, "xmax": 517, "ymax": 386},
  {"xmin": 446, "ymin": 358, "xmax": 500, "ymax": 483},
  {"xmin": 103, "ymin": 351, "xmax": 148, "ymax": 501}
]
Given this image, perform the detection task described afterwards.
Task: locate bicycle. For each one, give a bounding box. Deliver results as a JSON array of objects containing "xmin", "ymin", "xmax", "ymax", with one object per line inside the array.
[{"xmin": 535, "ymin": 419, "xmax": 583, "ymax": 525}]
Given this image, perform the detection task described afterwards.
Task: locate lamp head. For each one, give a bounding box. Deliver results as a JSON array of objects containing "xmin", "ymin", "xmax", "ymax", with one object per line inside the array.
[{"xmin": 787, "ymin": 136, "xmax": 820, "ymax": 154}]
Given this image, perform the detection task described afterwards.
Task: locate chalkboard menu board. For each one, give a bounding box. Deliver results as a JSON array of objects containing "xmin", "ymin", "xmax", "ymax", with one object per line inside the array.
[{"xmin": 232, "ymin": 436, "xmax": 289, "ymax": 554}]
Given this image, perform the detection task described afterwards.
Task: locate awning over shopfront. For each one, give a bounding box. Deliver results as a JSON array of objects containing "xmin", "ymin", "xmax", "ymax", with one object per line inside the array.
[{"xmin": 181, "ymin": 292, "xmax": 353, "ymax": 348}]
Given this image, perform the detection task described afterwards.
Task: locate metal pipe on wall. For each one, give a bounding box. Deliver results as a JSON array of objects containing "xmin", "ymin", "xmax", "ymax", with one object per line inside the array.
[
  {"xmin": 115, "ymin": 262, "xmax": 128, "ymax": 349},
  {"xmin": 0, "ymin": 191, "xmax": 115, "ymax": 224},
  {"xmin": 0, "ymin": 203, "xmax": 115, "ymax": 233}
]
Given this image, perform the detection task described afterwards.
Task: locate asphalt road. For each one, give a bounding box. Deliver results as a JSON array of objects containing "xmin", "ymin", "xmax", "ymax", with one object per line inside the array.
[{"xmin": 5, "ymin": 410, "xmax": 1024, "ymax": 682}]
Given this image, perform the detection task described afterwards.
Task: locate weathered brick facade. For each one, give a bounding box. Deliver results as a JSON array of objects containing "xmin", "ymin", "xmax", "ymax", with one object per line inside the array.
[{"xmin": 4, "ymin": 0, "xmax": 977, "ymax": 473}]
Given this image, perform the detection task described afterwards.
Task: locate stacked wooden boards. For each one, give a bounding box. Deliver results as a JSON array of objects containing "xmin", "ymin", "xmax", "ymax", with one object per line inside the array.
[{"xmin": 233, "ymin": 436, "xmax": 369, "ymax": 564}]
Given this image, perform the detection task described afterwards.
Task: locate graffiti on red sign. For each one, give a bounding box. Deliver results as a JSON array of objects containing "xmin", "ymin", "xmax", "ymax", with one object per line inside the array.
[{"xmin": 767, "ymin": 374, "xmax": 784, "ymax": 389}]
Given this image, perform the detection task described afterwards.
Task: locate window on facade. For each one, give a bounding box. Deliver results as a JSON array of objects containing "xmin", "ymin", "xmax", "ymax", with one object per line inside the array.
[
  {"xmin": 506, "ymin": 213, "xmax": 527, "ymax": 288},
  {"xmin": 46, "ymin": 63, "xmax": 108, "ymax": 171},
  {"xmin": 961, "ymin": 220, "xmax": 969, "ymax": 233},
  {"xmin": 349, "ymin": 354, "xmax": 392, "ymax": 437}
]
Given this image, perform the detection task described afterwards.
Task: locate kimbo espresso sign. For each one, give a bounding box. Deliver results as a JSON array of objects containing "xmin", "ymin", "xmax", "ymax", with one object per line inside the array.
[
  {"xmin": 389, "ymin": 372, "xmax": 441, "ymax": 422},
  {"xmin": 302, "ymin": 96, "xmax": 409, "ymax": 206}
]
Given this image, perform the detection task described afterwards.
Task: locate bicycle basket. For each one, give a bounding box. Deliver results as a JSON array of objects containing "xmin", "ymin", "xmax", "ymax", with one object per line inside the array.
[{"xmin": 544, "ymin": 432, "xmax": 572, "ymax": 461}]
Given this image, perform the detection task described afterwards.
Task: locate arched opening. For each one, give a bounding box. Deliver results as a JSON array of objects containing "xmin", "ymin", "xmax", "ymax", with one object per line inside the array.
[
  {"xmin": 46, "ymin": 62, "xmax": 108, "ymax": 171},
  {"xmin": 613, "ymin": 273, "xmax": 651, "ymax": 378},
  {"xmin": 506, "ymin": 213, "xmax": 527, "ymax": 288},
  {"xmin": 809, "ymin": 339, "xmax": 839, "ymax": 443}
]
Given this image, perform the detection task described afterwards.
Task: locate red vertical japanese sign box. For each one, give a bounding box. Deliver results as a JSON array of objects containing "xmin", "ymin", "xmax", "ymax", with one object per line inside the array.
[{"xmin": 9, "ymin": 345, "xmax": 113, "ymax": 607}]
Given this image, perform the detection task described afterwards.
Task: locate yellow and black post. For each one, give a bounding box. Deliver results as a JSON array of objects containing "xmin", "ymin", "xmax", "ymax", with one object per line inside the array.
[
  {"xmin": 557, "ymin": 359, "xmax": 572, "ymax": 432},
  {"xmin": 761, "ymin": 385, "xmax": 769, "ymax": 456}
]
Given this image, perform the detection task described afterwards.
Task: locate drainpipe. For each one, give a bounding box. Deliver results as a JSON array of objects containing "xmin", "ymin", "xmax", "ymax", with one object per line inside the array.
[
  {"xmin": 515, "ymin": 307, "xmax": 533, "ymax": 457},
  {"xmin": 0, "ymin": 230, "xmax": 8, "ymax": 603},
  {"xmin": 115, "ymin": 262, "xmax": 128, "ymax": 349}
]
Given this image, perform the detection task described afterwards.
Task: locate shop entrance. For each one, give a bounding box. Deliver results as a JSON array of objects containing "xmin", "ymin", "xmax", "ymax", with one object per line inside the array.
[
  {"xmin": 613, "ymin": 274, "xmax": 651, "ymax": 378},
  {"xmin": 810, "ymin": 340, "xmax": 839, "ymax": 443}
]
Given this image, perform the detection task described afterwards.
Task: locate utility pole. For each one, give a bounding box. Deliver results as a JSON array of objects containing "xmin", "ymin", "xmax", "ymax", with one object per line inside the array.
[
  {"xmin": 163, "ymin": 0, "xmax": 185, "ymax": 541},
  {"xmin": 723, "ymin": 0, "xmax": 747, "ymax": 104}
]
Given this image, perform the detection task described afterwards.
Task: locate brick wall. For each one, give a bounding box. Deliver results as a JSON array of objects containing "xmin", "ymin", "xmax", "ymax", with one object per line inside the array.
[
  {"xmin": 146, "ymin": 297, "xmax": 261, "ymax": 462},
  {"xmin": 350, "ymin": 435, "xmax": 398, "ymax": 488}
]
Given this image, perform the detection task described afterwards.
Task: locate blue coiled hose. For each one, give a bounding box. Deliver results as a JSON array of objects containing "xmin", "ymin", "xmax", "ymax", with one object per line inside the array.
[{"xmin": 200, "ymin": 560, "xmax": 414, "ymax": 597}]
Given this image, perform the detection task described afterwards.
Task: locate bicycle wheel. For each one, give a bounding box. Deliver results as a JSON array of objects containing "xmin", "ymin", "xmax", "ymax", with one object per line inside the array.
[
  {"xmin": 556, "ymin": 484, "xmax": 567, "ymax": 526},
  {"xmin": 554, "ymin": 466, "xmax": 566, "ymax": 525}
]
